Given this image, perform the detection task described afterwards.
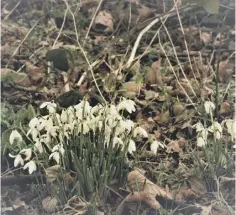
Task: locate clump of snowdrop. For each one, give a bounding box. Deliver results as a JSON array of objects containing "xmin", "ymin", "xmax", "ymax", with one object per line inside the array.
[
  {"xmin": 193, "ymin": 101, "xmax": 234, "ymax": 147},
  {"xmin": 8, "ymin": 98, "xmax": 148, "ymax": 175}
]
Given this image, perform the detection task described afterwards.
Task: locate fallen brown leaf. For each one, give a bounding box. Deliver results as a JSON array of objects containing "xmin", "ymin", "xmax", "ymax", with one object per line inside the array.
[
  {"xmin": 166, "ymin": 139, "xmax": 185, "ymax": 153},
  {"xmin": 146, "ymin": 59, "xmax": 163, "ymax": 85},
  {"xmin": 93, "ymin": 11, "xmax": 113, "ymax": 32},
  {"xmin": 25, "ymin": 61, "xmax": 45, "ymax": 86},
  {"xmin": 116, "ymin": 170, "xmax": 172, "ymax": 215},
  {"xmin": 42, "ymin": 196, "xmax": 58, "ymax": 213},
  {"xmin": 173, "ymin": 102, "xmax": 185, "ymax": 116},
  {"xmin": 219, "ymin": 59, "xmax": 234, "ymax": 83},
  {"xmin": 137, "ymin": 6, "xmax": 156, "ymax": 22},
  {"xmin": 200, "ymin": 31, "xmax": 212, "ymax": 44}
]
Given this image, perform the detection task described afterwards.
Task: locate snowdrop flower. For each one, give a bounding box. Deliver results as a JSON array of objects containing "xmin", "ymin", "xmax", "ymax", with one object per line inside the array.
[
  {"xmin": 40, "ymin": 102, "xmax": 57, "ymax": 114},
  {"xmin": 34, "ymin": 138, "xmax": 44, "ymax": 153},
  {"xmin": 47, "ymin": 126, "xmax": 59, "ymax": 138},
  {"xmin": 9, "ymin": 154, "xmax": 24, "ymax": 167},
  {"xmin": 128, "ymin": 139, "xmax": 136, "ymax": 154},
  {"xmin": 120, "ymin": 119, "xmax": 134, "ymax": 133},
  {"xmin": 41, "ymin": 134, "xmax": 52, "ymax": 145},
  {"xmin": 74, "ymin": 100, "xmax": 91, "ymax": 116},
  {"xmin": 19, "ymin": 148, "xmax": 32, "ymax": 161},
  {"xmin": 200, "ymin": 129, "xmax": 208, "ymax": 141},
  {"xmin": 150, "ymin": 140, "xmax": 165, "ymax": 154},
  {"xmin": 23, "ymin": 161, "xmax": 37, "ymax": 174},
  {"xmin": 224, "ymin": 119, "xmax": 236, "ymax": 141},
  {"xmin": 61, "ymin": 109, "xmax": 68, "ymax": 123},
  {"xmin": 91, "ymin": 104, "xmax": 103, "ymax": 115},
  {"xmin": 197, "ymin": 136, "xmax": 207, "ymax": 147},
  {"xmin": 117, "ymin": 99, "xmax": 136, "ymax": 113},
  {"xmin": 77, "ymin": 121, "xmax": 90, "ymax": 134},
  {"xmin": 52, "ymin": 144, "xmax": 65, "ymax": 156},
  {"xmin": 67, "ymin": 106, "xmax": 75, "ymax": 123},
  {"xmin": 49, "ymin": 152, "xmax": 60, "ymax": 164},
  {"xmin": 107, "ymin": 104, "xmax": 119, "ymax": 116},
  {"xmin": 9, "ymin": 130, "xmax": 23, "ymax": 145},
  {"xmin": 27, "ymin": 127, "xmax": 39, "ymax": 141},
  {"xmin": 63, "ymin": 123, "xmax": 74, "ymax": 138},
  {"xmin": 204, "ymin": 101, "xmax": 215, "ymax": 115},
  {"xmin": 29, "ymin": 117, "xmax": 40, "ymax": 128},
  {"xmin": 208, "ymin": 121, "xmax": 222, "ymax": 139},
  {"xmin": 193, "ymin": 122, "xmax": 205, "ymax": 132},
  {"xmin": 133, "ymin": 126, "xmax": 148, "ymax": 138},
  {"xmin": 193, "ymin": 122, "xmax": 208, "ymax": 140},
  {"xmin": 113, "ymin": 136, "xmax": 123, "ymax": 147}
]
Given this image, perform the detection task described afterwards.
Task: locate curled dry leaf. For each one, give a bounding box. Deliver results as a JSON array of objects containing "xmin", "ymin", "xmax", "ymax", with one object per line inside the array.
[
  {"xmin": 120, "ymin": 81, "xmax": 143, "ymax": 98},
  {"xmin": 155, "ymin": 110, "xmax": 170, "ymax": 124},
  {"xmin": 63, "ymin": 196, "xmax": 88, "ymax": 214},
  {"xmin": 192, "ymin": 58, "xmax": 210, "ymax": 79},
  {"xmin": 166, "ymin": 138, "xmax": 185, "ymax": 153},
  {"xmin": 25, "ymin": 61, "xmax": 45, "ymax": 86},
  {"xmin": 175, "ymin": 188, "xmax": 195, "ymax": 201},
  {"xmin": 219, "ymin": 101, "xmax": 231, "ymax": 115},
  {"xmin": 173, "ymin": 102, "xmax": 185, "ymax": 116},
  {"xmin": 45, "ymin": 165, "xmax": 61, "ymax": 182},
  {"xmin": 116, "ymin": 170, "xmax": 172, "ymax": 215},
  {"xmin": 219, "ymin": 59, "xmax": 234, "ymax": 83},
  {"xmin": 1, "ymin": 68, "xmax": 31, "ymax": 86},
  {"xmin": 137, "ymin": 6, "xmax": 156, "ymax": 22},
  {"xmin": 146, "ymin": 59, "xmax": 163, "ymax": 85},
  {"xmin": 42, "ymin": 196, "xmax": 58, "ymax": 213},
  {"xmin": 129, "ymin": 60, "xmax": 140, "ymax": 75},
  {"xmin": 93, "ymin": 11, "xmax": 113, "ymax": 32},
  {"xmin": 200, "ymin": 32, "xmax": 212, "ymax": 44}
]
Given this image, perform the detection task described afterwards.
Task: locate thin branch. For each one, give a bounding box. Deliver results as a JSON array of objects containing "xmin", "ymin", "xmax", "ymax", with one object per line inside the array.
[
  {"xmin": 5, "ymin": 19, "xmax": 41, "ymax": 68},
  {"xmin": 126, "ymin": 4, "xmax": 197, "ymax": 68},
  {"xmin": 64, "ymin": 0, "xmax": 107, "ymax": 104},
  {"xmin": 84, "ymin": 0, "xmax": 103, "ymax": 43}
]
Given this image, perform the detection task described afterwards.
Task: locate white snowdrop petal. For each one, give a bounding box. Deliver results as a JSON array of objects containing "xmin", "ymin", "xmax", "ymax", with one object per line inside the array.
[
  {"xmin": 133, "ymin": 126, "xmax": 148, "ymax": 138},
  {"xmin": 117, "ymin": 99, "xmax": 136, "ymax": 113},
  {"xmin": 20, "ymin": 148, "xmax": 32, "ymax": 161},
  {"xmin": 49, "ymin": 152, "xmax": 60, "ymax": 164},
  {"xmin": 9, "ymin": 153, "xmax": 16, "ymax": 158},
  {"xmin": 14, "ymin": 154, "xmax": 24, "ymax": 167},
  {"xmin": 128, "ymin": 140, "xmax": 136, "ymax": 154},
  {"xmin": 34, "ymin": 139, "xmax": 44, "ymax": 153},
  {"xmin": 9, "ymin": 130, "xmax": 23, "ymax": 145},
  {"xmin": 23, "ymin": 161, "xmax": 37, "ymax": 174},
  {"xmin": 61, "ymin": 110, "xmax": 68, "ymax": 123},
  {"xmin": 113, "ymin": 137, "xmax": 123, "ymax": 147},
  {"xmin": 40, "ymin": 102, "xmax": 50, "ymax": 109},
  {"xmin": 197, "ymin": 137, "xmax": 207, "ymax": 147},
  {"xmin": 204, "ymin": 101, "xmax": 215, "ymax": 114},
  {"xmin": 150, "ymin": 141, "xmax": 159, "ymax": 154},
  {"xmin": 29, "ymin": 117, "xmax": 39, "ymax": 128}
]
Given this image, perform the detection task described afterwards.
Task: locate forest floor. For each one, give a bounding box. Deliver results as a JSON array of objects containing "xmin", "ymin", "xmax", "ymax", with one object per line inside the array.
[{"xmin": 1, "ymin": 0, "xmax": 235, "ymax": 214}]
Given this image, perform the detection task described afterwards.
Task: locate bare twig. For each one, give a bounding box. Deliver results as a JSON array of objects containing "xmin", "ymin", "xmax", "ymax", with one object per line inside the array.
[
  {"xmin": 5, "ymin": 19, "xmax": 41, "ymax": 68},
  {"xmin": 3, "ymin": 0, "xmax": 21, "ymax": 21},
  {"xmin": 63, "ymin": 0, "xmax": 107, "ymax": 104},
  {"xmin": 84, "ymin": 0, "xmax": 103, "ymax": 43},
  {"xmin": 157, "ymin": 31, "xmax": 196, "ymax": 108},
  {"xmin": 126, "ymin": 4, "xmax": 197, "ymax": 68},
  {"xmin": 52, "ymin": 8, "xmax": 69, "ymax": 48}
]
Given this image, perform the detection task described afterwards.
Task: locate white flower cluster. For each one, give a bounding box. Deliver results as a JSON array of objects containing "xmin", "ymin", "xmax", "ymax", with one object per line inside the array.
[
  {"xmin": 194, "ymin": 101, "xmax": 236, "ymax": 147},
  {"xmin": 9, "ymin": 98, "xmax": 150, "ymax": 174}
]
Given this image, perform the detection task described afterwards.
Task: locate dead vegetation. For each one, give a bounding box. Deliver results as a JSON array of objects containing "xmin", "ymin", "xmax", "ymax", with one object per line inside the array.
[{"xmin": 1, "ymin": 0, "xmax": 235, "ymax": 214}]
